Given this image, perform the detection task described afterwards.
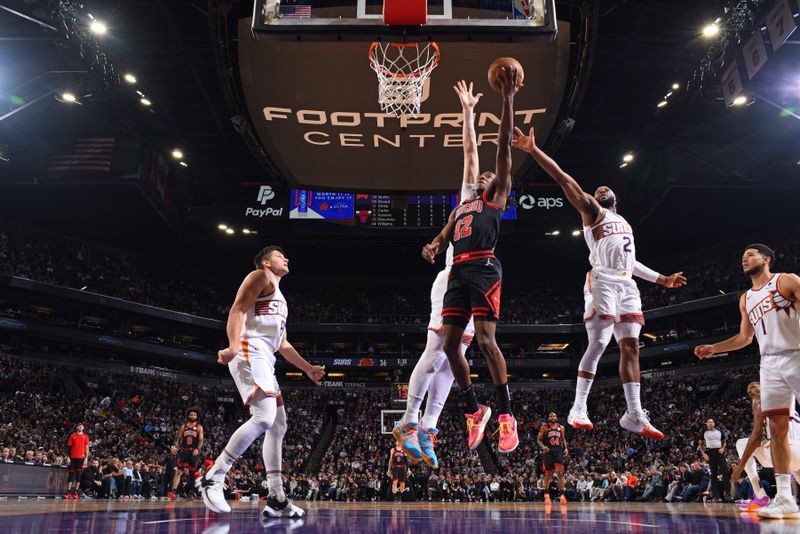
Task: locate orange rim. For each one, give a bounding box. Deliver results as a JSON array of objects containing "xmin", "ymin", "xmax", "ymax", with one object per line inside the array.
[{"xmin": 368, "ymin": 42, "xmax": 440, "ymax": 79}]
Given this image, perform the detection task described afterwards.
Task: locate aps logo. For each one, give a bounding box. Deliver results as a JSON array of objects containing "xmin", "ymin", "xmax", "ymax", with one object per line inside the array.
[{"xmin": 518, "ymin": 194, "xmax": 564, "ymax": 210}]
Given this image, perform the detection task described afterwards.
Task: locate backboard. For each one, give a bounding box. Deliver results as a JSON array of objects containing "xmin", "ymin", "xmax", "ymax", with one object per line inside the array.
[
  {"xmin": 237, "ymin": 0, "xmax": 570, "ymax": 192},
  {"xmin": 253, "ymin": 0, "xmax": 557, "ymax": 42}
]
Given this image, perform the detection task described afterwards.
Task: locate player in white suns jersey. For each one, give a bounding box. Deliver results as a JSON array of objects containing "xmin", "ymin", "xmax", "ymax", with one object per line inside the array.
[
  {"xmin": 393, "ymin": 81, "xmax": 479, "ymax": 468},
  {"xmin": 513, "ymin": 126, "xmax": 686, "ymax": 440},
  {"xmin": 695, "ymin": 244, "xmax": 800, "ymax": 519},
  {"xmin": 198, "ymin": 246, "xmax": 325, "ymax": 518}
]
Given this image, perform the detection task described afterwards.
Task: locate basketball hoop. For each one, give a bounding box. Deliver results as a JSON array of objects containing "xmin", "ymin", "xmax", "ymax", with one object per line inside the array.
[{"xmin": 368, "ymin": 42, "xmax": 440, "ymax": 118}]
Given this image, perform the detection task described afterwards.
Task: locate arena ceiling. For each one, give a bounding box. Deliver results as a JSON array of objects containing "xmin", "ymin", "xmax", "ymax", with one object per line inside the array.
[{"xmin": 0, "ymin": 0, "xmax": 798, "ymax": 255}]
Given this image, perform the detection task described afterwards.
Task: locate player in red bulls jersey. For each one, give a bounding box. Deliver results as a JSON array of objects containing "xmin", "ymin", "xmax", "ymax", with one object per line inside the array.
[
  {"xmin": 512, "ymin": 126, "xmax": 686, "ymax": 440},
  {"xmin": 422, "ymin": 67, "xmax": 519, "ymax": 454},
  {"xmin": 695, "ymin": 244, "xmax": 800, "ymax": 519},
  {"xmin": 168, "ymin": 408, "xmax": 204, "ymax": 500},
  {"xmin": 198, "ymin": 246, "xmax": 325, "ymax": 518},
  {"xmin": 537, "ymin": 412, "xmax": 569, "ymax": 504},
  {"xmin": 386, "ymin": 443, "xmax": 409, "ymax": 502}
]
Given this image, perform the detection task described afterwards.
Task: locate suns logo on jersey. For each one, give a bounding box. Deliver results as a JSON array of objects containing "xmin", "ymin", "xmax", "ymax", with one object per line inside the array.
[
  {"xmin": 254, "ymin": 299, "xmax": 288, "ymax": 318},
  {"xmin": 591, "ymin": 221, "xmax": 633, "ymax": 241},
  {"xmin": 748, "ymin": 292, "xmax": 793, "ymax": 327}
]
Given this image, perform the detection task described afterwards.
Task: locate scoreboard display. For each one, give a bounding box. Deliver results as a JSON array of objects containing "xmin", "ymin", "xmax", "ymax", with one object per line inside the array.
[
  {"xmin": 289, "ymin": 189, "xmax": 517, "ymax": 228},
  {"xmin": 392, "ymin": 383, "xmax": 410, "ymax": 404}
]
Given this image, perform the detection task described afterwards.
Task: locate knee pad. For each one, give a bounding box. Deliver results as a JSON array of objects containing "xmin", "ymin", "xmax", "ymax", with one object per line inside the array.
[
  {"xmin": 249, "ymin": 395, "xmax": 277, "ymax": 431},
  {"xmin": 270, "ymin": 405, "xmax": 288, "ymax": 439},
  {"xmin": 579, "ymin": 318, "xmax": 614, "ymax": 375}
]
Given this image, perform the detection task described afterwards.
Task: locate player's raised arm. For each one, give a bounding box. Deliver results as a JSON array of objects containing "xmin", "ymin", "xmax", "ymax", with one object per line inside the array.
[
  {"xmin": 218, "ymin": 270, "xmax": 273, "ymax": 364},
  {"xmin": 633, "ymin": 260, "xmax": 687, "ymax": 288},
  {"xmin": 694, "ymin": 293, "xmax": 755, "ymax": 359},
  {"xmin": 278, "ymin": 334, "xmax": 325, "ymax": 385},
  {"xmin": 422, "ymin": 210, "xmax": 457, "ymax": 264},
  {"xmin": 488, "ymin": 67, "xmax": 516, "ymax": 208},
  {"xmin": 454, "ymin": 80, "xmax": 482, "ymax": 196},
  {"xmin": 512, "ymin": 126, "xmax": 600, "ymax": 225}
]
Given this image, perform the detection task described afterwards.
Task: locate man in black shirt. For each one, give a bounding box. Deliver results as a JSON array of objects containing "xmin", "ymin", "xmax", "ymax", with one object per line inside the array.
[{"xmin": 80, "ymin": 459, "xmax": 103, "ymax": 497}]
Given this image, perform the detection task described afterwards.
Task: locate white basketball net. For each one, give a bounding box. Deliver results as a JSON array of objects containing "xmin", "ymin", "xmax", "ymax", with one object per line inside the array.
[{"xmin": 369, "ymin": 42, "xmax": 440, "ymax": 118}]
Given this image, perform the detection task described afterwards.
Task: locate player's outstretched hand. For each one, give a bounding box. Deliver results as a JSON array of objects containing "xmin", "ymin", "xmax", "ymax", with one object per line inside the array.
[
  {"xmin": 664, "ymin": 272, "xmax": 687, "ymax": 288},
  {"xmin": 453, "ymin": 80, "xmax": 482, "ymax": 110},
  {"xmin": 306, "ymin": 365, "xmax": 326, "ymax": 385},
  {"xmin": 217, "ymin": 346, "xmax": 237, "ymax": 364},
  {"xmin": 422, "ymin": 243, "xmax": 439, "ymax": 264},
  {"xmin": 693, "ymin": 345, "xmax": 715, "ymax": 359},
  {"xmin": 512, "ymin": 126, "xmax": 535, "ymax": 153},
  {"xmin": 497, "ymin": 66, "xmax": 519, "ymax": 97}
]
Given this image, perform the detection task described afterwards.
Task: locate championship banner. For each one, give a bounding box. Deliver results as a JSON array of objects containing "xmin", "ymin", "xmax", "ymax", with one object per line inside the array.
[
  {"xmin": 720, "ymin": 60, "xmax": 744, "ymax": 107},
  {"xmin": 766, "ymin": 0, "xmax": 797, "ymax": 52},
  {"xmin": 742, "ymin": 30, "xmax": 768, "ymax": 80}
]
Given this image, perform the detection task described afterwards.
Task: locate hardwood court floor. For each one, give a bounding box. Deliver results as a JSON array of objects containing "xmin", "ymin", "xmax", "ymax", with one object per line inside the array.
[{"xmin": 0, "ymin": 499, "xmax": 798, "ymax": 533}]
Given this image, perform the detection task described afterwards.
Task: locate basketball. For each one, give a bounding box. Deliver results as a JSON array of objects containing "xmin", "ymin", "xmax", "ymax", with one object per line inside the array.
[{"xmin": 488, "ymin": 57, "xmax": 525, "ymax": 93}]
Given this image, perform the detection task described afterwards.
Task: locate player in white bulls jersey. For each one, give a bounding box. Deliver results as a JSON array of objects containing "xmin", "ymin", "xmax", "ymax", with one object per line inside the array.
[
  {"xmin": 695, "ymin": 244, "xmax": 800, "ymax": 519},
  {"xmin": 393, "ymin": 80, "xmax": 478, "ymax": 467},
  {"xmin": 198, "ymin": 246, "xmax": 325, "ymax": 518},
  {"xmin": 513, "ymin": 126, "xmax": 686, "ymax": 440},
  {"xmin": 730, "ymin": 382, "xmax": 800, "ymax": 513}
]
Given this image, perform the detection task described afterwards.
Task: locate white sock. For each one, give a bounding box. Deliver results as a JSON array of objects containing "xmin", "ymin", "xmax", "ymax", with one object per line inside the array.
[
  {"xmin": 749, "ymin": 476, "xmax": 766, "ymax": 499},
  {"xmin": 622, "ymin": 382, "xmax": 642, "ymax": 414},
  {"xmin": 402, "ymin": 394, "xmax": 423, "ymax": 426},
  {"xmin": 267, "ymin": 473, "xmax": 286, "ymax": 502},
  {"xmin": 208, "ymin": 449, "xmax": 237, "ymax": 481},
  {"xmin": 776, "ymin": 474, "xmax": 792, "ymax": 499},
  {"xmin": 574, "ymin": 377, "xmax": 593, "ymax": 409}
]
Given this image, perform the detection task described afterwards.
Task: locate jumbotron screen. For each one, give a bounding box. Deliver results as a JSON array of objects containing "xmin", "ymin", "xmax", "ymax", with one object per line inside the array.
[{"xmin": 289, "ymin": 189, "xmax": 517, "ymax": 228}]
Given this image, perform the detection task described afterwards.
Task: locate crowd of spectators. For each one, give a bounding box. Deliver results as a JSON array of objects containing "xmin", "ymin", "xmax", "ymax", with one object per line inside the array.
[
  {"xmin": 3, "ymin": 347, "xmax": 773, "ymax": 504},
  {"xmin": 4, "ymin": 220, "xmax": 799, "ymax": 325}
]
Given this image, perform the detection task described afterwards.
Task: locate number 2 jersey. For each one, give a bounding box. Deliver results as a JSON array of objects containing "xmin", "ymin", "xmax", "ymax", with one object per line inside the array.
[{"xmin": 582, "ymin": 208, "xmax": 643, "ymax": 323}]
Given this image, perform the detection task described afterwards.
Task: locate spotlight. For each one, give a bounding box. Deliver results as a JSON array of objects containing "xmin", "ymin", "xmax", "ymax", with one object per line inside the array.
[
  {"xmin": 171, "ymin": 149, "xmax": 184, "ymax": 160},
  {"xmin": 542, "ymin": 373, "xmax": 550, "ymax": 378},
  {"xmin": 178, "ymin": 161, "xmax": 188, "ymax": 168},
  {"xmin": 622, "ymin": 153, "xmax": 634, "ymax": 163},
  {"xmin": 124, "ymin": 73, "xmax": 137, "ymax": 84},
  {"xmin": 657, "ymin": 100, "xmax": 668, "ymax": 108},
  {"xmin": 620, "ymin": 162, "xmax": 628, "ymax": 168},
  {"xmin": 60, "ymin": 92, "xmax": 77, "ymax": 103},
  {"xmin": 732, "ymin": 95, "xmax": 748, "ymax": 106},
  {"xmin": 225, "ymin": 228, "xmax": 234, "ymax": 235},
  {"xmin": 702, "ymin": 23, "xmax": 720, "ymax": 38},
  {"xmin": 242, "ymin": 228, "xmax": 251, "ymax": 234},
  {"xmin": 571, "ymin": 230, "xmax": 581, "ymax": 237},
  {"xmin": 551, "ymin": 230, "xmax": 560, "ymax": 236},
  {"xmin": 140, "ymin": 97, "xmax": 151, "ymax": 107},
  {"xmin": 672, "ymin": 83, "xmax": 680, "ymax": 90},
  {"xmin": 89, "ymin": 20, "xmax": 107, "ymax": 36},
  {"xmin": 218, "ymin": 224, "xmax": 228, "ymax": 230}
]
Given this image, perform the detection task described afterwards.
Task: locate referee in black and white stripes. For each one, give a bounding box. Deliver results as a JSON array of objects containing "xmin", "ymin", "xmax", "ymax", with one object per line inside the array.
[{"xmin": 700, "ymin": 418, "xmax": 730, "ymax": 501}]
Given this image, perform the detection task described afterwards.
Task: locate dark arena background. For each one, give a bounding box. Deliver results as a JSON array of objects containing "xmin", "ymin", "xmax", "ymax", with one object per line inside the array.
[{"xmin": 1, "ymin": 0, "xmax": 800, "ymax": 532}]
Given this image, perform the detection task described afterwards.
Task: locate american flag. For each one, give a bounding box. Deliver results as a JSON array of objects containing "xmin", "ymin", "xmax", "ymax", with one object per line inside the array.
[
  {"xmin": 48, "ymin": 137, "xmax": 115, "ymax": 176},
  {"xmin": 279, "ymin": 4, "xmax": 312, "ymax": 18}
]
